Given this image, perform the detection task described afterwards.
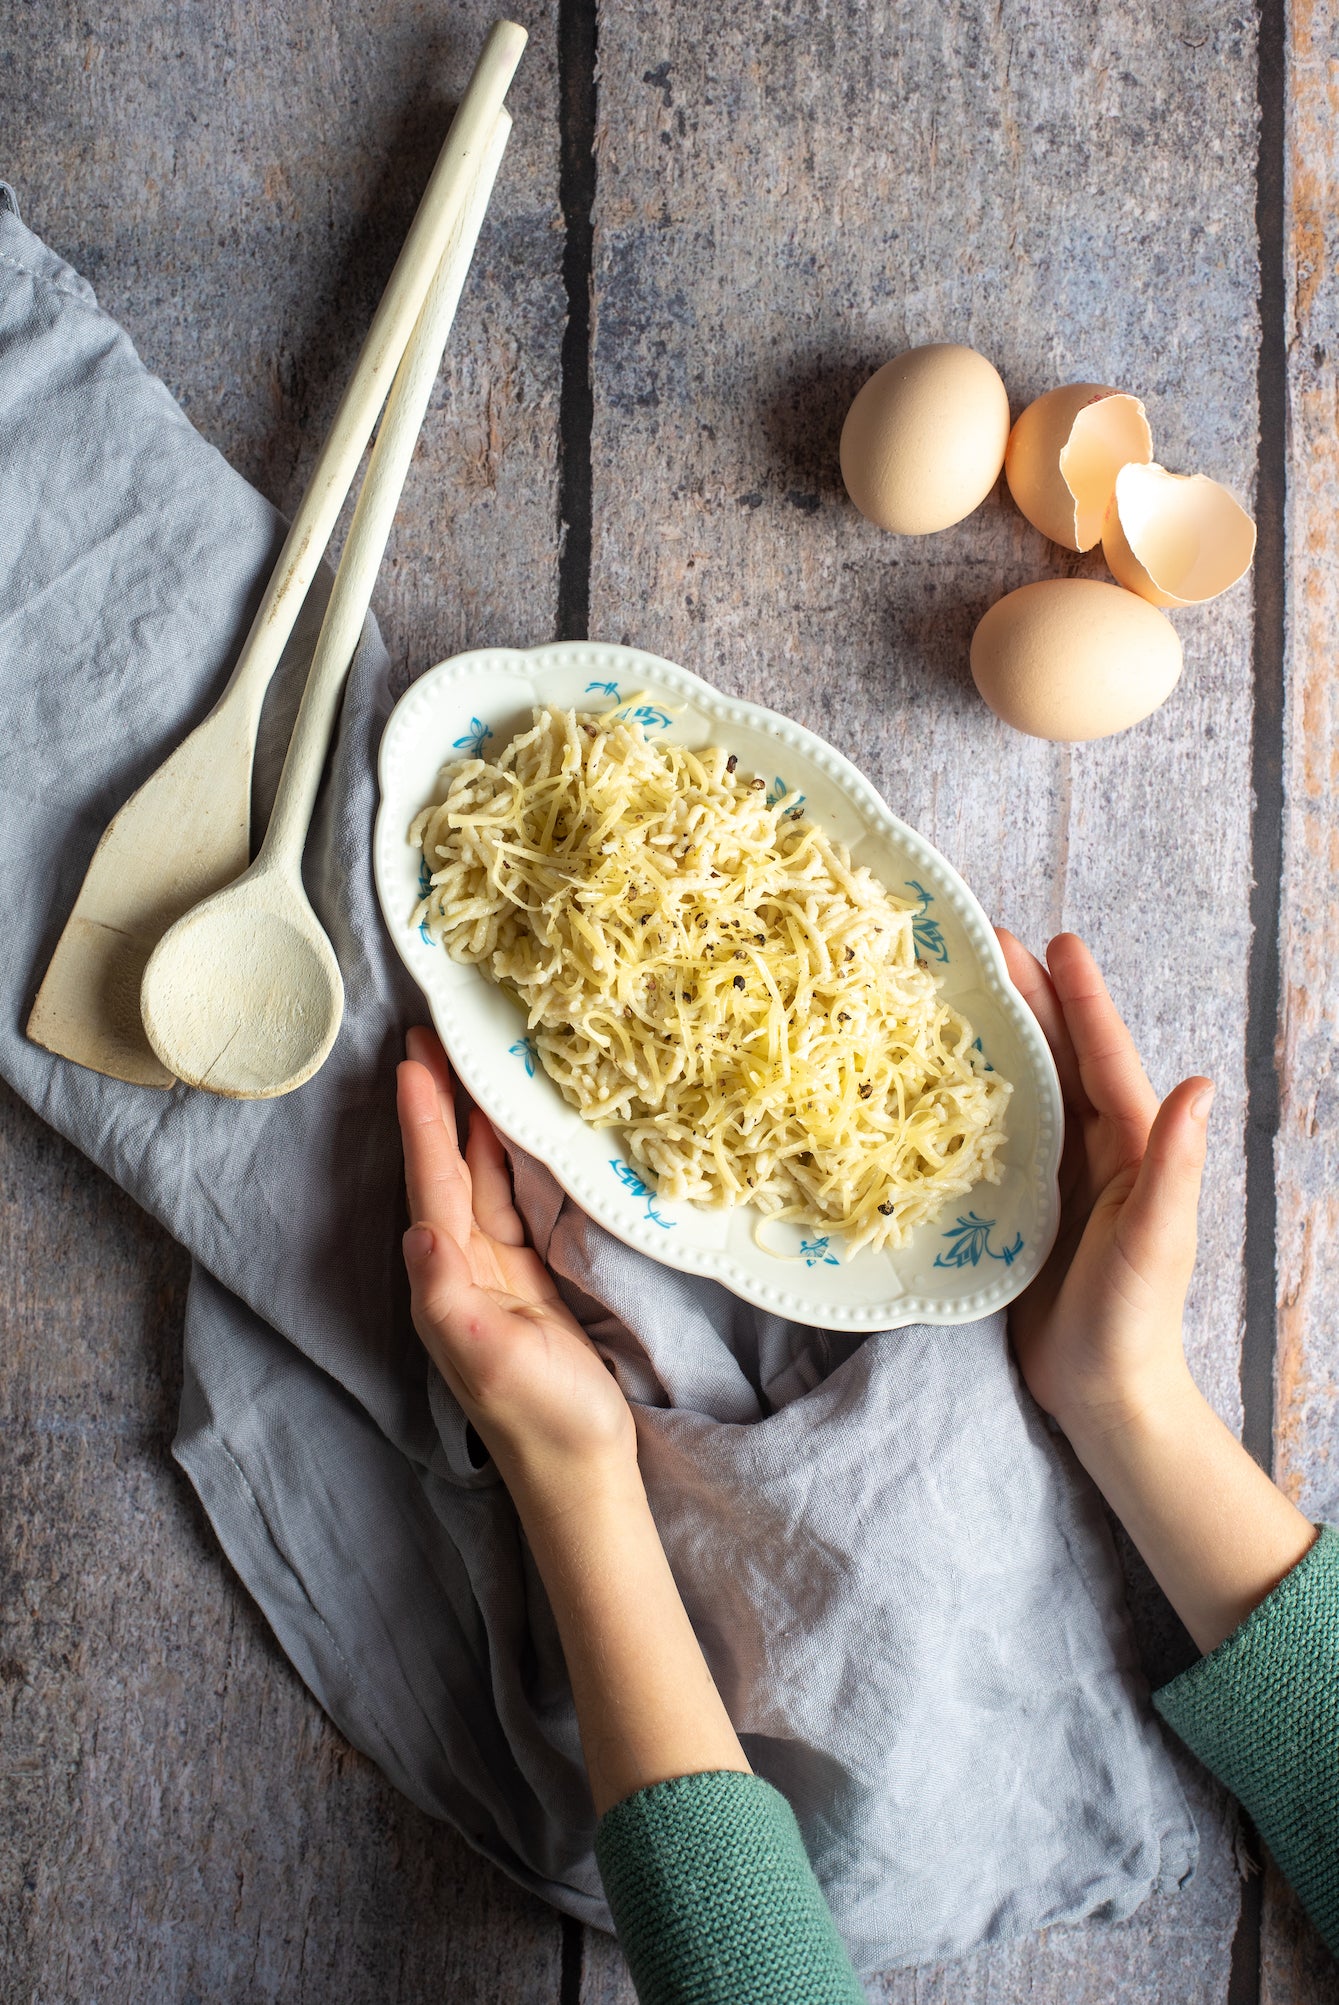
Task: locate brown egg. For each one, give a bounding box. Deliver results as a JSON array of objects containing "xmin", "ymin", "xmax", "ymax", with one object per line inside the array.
[
  {"xmin": 839, "ymin": 343, "xmax": 1010, "ymax": 534},
  {"xmin": 1005, "ymin": 384, "xmax": 1152, "ymax": 551},
  {"xmin": 970, "ymin": 579, "xmax": 1183, "ymax": 741},
  {"xmin": 1102, "ymin": 463, "xmax": 1257, "ymax": 607}
]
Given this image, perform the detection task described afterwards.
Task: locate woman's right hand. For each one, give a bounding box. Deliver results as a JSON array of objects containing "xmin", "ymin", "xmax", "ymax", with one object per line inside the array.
[
  {"xmin": 399, "ymin": 1030, "xmax": 754, "ymax": 1817},
  {"xmin": 397, "ymin": 1026, "xmax": 638, "ymax": 1517}
]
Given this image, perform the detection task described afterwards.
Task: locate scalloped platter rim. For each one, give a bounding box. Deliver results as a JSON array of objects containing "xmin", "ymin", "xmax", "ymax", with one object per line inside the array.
[{"xmin": 374, "ymin": 641, "xmax": 1063, "ymax": 1331}]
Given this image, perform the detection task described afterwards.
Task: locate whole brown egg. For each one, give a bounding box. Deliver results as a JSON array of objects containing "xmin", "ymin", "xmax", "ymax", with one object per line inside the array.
[{"xmin": 840, "ymin": 344, "xmax": 1010, "ymax": 535}]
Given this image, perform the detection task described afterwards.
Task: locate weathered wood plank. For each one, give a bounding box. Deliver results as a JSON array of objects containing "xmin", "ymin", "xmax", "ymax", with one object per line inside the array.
[
  {"xmin": 1264, "ymin": 0, "xmax": 1339, "ymax": 1994},
  {"xmin": 0, "ymin": 1085, "xmax": 562, "ymax": 2004},
  {"xmin": 15, "ymin": 0, "xmax": 564, "ymax": 688},
  {"xmin": 1264, "ymin": 1874, "xmax": 1339, "ymax": 2005},
  {"xmin": 585, "ymin": 0, "xmax": 1261, "ymax": 1992},
  {"xmin": 1, "ymin": 0, "xmax": 567, "ymax": 1997}
]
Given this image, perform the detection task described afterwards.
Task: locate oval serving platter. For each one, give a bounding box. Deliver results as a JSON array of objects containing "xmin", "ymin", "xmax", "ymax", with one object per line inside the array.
[{"xmin": 374, "ymin": 641, "xmax": 1062, "ymax": 1330}]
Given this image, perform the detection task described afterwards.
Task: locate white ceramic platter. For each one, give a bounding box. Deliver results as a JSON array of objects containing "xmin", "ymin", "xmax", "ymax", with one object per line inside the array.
[{"xmin": 374, "ymin": 642, "xmax": 1063, "ymax": 1330}]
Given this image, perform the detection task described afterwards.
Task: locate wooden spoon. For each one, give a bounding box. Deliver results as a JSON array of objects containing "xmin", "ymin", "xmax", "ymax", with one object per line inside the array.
[
  {"xmin": 27, "ymin": 19, "xmax": 526, "ymax": 1086},
  {"xmin": 138, "ymin": 112, "xmax": 511, "ymax": 1099}
]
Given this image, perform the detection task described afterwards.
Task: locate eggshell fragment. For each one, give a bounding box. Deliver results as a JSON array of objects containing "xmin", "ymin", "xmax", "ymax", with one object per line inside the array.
[
  {"xmin": 839, "ymin": 343, "xmax": 1010, "ymax": 534},
  {"xmin": 970, "ymin": 578, "xmax": 1183, "ymax": 742},
  {"xmin": 1005, "ymin": 384, "xmax": 1153, "ymax": 551},
  {"xmin": 1102, "ymin": 461, "xmax": 1257, "ymax": 607}
]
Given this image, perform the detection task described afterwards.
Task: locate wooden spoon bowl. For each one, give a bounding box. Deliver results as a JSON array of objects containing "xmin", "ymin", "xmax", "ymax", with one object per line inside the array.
[{"xmin": 140, "ymin": 871, "xmax": 343, "ymax": 1098}]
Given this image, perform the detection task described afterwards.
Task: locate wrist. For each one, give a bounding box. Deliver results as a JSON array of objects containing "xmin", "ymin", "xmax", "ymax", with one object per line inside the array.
[
  {"xmin": 1056, "ymin": 1359, "xmax": 1317, "ymax": 1655},
  {"xmin": 1052, "ymin": 1353, "xmax": 1204, "ymax": 1468},
  {"xmin": 502, "ymin": 1441, "xmax": 648, "ymax": 1549},
  {"xmin": 503, "ymin": 1456, "xmax": 750, "ymax": 1814}
]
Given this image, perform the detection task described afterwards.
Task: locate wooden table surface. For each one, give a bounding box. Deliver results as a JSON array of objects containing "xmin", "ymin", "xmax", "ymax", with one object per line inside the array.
[{"xmin": 2, "ymin": 2, "xmax": 1336, "ymax": 1999}]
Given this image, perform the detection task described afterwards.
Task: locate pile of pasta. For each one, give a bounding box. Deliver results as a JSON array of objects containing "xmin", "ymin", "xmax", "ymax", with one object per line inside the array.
[{"xmin": 410, "ymin": 704, "xmax": 1010, "ymax": 1255}]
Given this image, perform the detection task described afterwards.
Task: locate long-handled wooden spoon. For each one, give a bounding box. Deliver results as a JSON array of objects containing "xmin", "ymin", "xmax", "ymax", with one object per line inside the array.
[
  {"xmin": 138, "ymin": 113, "xmax": 511, "ymax": 1099},
  {"xmin": 27, "ymin": 19, "xmax": 526, "ymax": 1087}
]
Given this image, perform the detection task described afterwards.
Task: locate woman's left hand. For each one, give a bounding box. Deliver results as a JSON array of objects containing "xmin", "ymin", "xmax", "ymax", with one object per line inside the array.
[
  {"xmin": 397, "ymin": 1026, "xmax": 637, "ymax": 1513},
  {"xmin": 994, "ymin": 930, "xmax": 1209, "ymax": 1442}
]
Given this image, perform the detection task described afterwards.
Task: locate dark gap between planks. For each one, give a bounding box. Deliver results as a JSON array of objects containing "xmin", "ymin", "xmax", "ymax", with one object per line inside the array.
[
  {"xmin": 1230, "ymin": 0, "xmax": 1289, "ymax": 1997},
  {"xmin": 1244, "ymin": 0, "xmax": 1287, "ymax": 1472},
  {"xmin": 556, "ymin": 0, "xmax": 599, "ymax": 643},
  {"xmin": 559, "ymin": 1914, "xmax": 585, "ymax": 2004}
]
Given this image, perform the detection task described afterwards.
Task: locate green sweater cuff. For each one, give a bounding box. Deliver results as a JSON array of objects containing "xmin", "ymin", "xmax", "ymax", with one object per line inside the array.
[
  {"xmin": 594, "ymin": 1770, "xmax": 865, "ymax": 2005},
  {"xmin": 1154, "ymin": 1523, "xmax": 1339, "ymax": 1955}
]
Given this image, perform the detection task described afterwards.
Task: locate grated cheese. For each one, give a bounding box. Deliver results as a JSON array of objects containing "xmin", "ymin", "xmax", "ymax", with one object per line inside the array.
[{"xmin": 410, "ymin": 705, "xmax": 1011, "ymax": 1256}]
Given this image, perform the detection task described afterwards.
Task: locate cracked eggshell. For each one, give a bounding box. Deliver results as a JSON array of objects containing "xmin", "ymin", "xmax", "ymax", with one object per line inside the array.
[
  {"xmin": 1102, "ymin": 461, "xmax": 1257, "ymax": 607},
  {"xmin": 839, "ymin": 343, "xmax": 1010, "ymax": 534},
  {"xmin": 1004, "ymin": 384, "xmax": 1153, "ymax": 551},
  {"xmin": 970, "ymin": 578, "xmax": 1183, "ymax": 742}
]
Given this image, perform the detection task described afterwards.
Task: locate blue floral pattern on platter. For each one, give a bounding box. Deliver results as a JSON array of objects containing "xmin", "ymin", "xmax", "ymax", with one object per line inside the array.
[
  {"xmin": 416, "ymin": 859, "xmax": 433, "ymax": 944},
  {"xmin": 509, "ymin": 1037, "xmax": 538, "ymax": 1078},
  {"xmin": 799, "ymin": 1235, "xmax": 839, "ymax": 1268},
  {"xmin": 970, "ymin": 1034, "xmax": 994, "ymax": 1073},
  {"xmin": 610, "ymin": 1159, "xmax": 675, "ymax": 1229},
  {"xmin": 452, "ymin": 716, "xmax": 494, "ymax": 758},
  {"xmin": 765, "ymin": 777, "xmax": 807, "ymax": 818},
  {"xmin": 583, "ymin": 682, "xmax": 673, "ymax": 731},
  {"xmin": 933, "ymin": 1212, "xmax": 1024, "ymax": 1270},
  {"xmin": 906, "ymin": 880, "xmax": 948, "ymax": 964}
]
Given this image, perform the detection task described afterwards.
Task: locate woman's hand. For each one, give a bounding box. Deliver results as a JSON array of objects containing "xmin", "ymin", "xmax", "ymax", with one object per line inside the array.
[
  {"xmin": 997, "ymin": 930, "xmax": 1316, "ymax": 1652},
  {"xmin": 995, "ymin": 929, "xmax": 1212, "ymax": 1442},
  {"xmin": 397, "ymin": 1026, "xmax": 637, "ymax": 1514},
  {"xmin": 397, "ymin": 1027, "xmax": 751, "ymax": 1810}
]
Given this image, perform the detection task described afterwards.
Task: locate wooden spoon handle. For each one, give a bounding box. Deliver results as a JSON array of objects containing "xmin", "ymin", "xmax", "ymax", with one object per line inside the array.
[
  {"xmin": 226, "ymin": 19, "xmax": 526, "ymax": 726},
  {"xmin": 257, "ymin": 110, "xmax": 512, "ymax": 876}
]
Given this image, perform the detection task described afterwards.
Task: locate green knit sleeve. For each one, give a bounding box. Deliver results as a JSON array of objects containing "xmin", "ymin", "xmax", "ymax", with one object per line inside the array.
[
  {"xmin": 594, "ymin": 1769, "xmax": 865, "ymax": 2004},
  {"xmin": 1153, "ymin": 1522, "xmax": 1339, "ymax": 1954}
]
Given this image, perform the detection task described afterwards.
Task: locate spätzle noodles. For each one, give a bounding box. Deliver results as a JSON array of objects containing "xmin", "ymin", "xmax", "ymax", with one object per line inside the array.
[{"xmin": 409, "ymin": 705, "xmax": 1010, "ymax": 1256}]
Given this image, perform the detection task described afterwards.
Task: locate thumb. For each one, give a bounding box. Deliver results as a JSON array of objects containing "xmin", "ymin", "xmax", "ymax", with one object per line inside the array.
[
  {"xmin": 1112, "ymin": 1076, "xmax": 1213, "ymax": 1287},
  {"xmin": 403, "ymin": 1219, "xmax": 464, "ymax": 1333},
  {"xmin": 402, "ymin": 1222, "xmax": 505, "ymax": 1402}
]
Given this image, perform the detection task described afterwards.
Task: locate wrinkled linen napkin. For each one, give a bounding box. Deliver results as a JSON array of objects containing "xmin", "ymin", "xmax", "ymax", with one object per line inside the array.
[{"xmin": 0, "ymin": 186, "xmax": 1196, "ymax": 1971}]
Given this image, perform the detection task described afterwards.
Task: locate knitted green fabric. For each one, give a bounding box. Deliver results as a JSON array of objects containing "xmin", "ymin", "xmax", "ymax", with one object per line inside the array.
[
  {"xmin": 595, "ymin": 1770, "xmax": 865, "ymax": 2004},
  {"xmin": 1154, "ymin": 1522, "xmax": 1339, "ymax": 1955}
]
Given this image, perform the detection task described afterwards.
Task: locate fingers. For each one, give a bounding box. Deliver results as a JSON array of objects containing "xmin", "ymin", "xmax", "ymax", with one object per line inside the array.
[
  {"xmin": 396, "ymin": 1056, "xmax": 474, "ymax": 1247},
  {"xmin": 996, "ymin": 927, "xmax": 1088, "ymax": 1115},
  {"xmin": 465, "ymin": 1111, "xmax": 568, "ymax": 1304},
  {"xmin": 465, "ymin": 1110, "xmax": 527, "ymax": 1247},
  {"xmin": 406, "ymin": 1023, "xmax": 454, "ymax": 1116},
  {"xmin": 1113, "ymin": 1076, "xmax": 1213, "ymax": 1287},
  {"xmin": 1045, "ymin": 934, "xmax": 1159, "ymax": 1137},
  {"xmin": 401, "ymin": 1219, "xmax": 509, "ymax": 1406}
]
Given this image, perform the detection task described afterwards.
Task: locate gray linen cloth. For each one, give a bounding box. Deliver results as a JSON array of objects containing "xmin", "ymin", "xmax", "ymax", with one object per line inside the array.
[{"xmin": 0, "ymin": 186, "xmax": 1196, "ymax": 1972}]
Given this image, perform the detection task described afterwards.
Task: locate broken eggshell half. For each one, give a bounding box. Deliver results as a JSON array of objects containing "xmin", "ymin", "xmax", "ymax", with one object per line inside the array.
[
  {"xmin": 1102, "ymin": 461, "xmax": 1257, "ymax": 608},
  {"xmin": 1005, "ymin": 384, "xmax": 1153, "ymax": 552}
]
